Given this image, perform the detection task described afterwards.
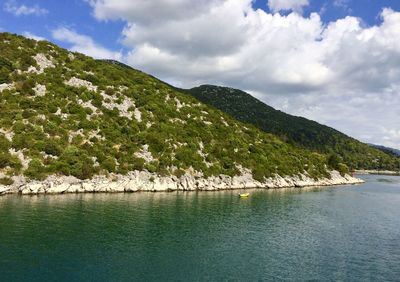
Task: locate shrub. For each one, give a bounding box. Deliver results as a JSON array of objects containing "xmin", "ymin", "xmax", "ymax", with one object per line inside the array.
[
  {"xmin": 328, "ymin": 154, "xmax": 341, "ymax": 169},
  {"xmin": 0, "ymin": 135, "xmax": 11, "ymax": 151},
  {"xmin": 131, "ymin": 157, "xmax": 145, "ymax": 171},
  {"xmin": 12, "ymin": 121, "xmax": 25, "ymax": 134},
  {"xmin": 0, "ymin": 153, "xmax": 22, "ymax": 170},
  {"xmin": 252, "ymin": 167, "xmax": 266, "ymax": 182},
  {"xmin": 101, "ymin": 157, "xmax": 116, "ymax": 173},
  {"xmin": 24, "ymin": 158, "xmax": 47, "ymax": 180},
  {"xmin": 145, "ymin": 162, "xmax": 157, "ymax": 173},
  {"xmin": 43, "ymin": 140, "xmax": 62, "ymax": 156},
  {"xmin": 54, "ymin": 146, "xmax": 94, "ymax": 179},
  {"xmin": 173, "ymin": 169, "xmax": 185, "ymax": 178},
  {"xmin": 0, "ymin": 177, "xmax": 14, "ymax": 186},
  {"xmin": 337, "ymin": 163, "xmax": 349, "ymax": 176}
]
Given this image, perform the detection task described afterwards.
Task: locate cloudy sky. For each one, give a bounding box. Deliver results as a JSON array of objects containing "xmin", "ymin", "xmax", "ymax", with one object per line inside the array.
[{"xmin": 1, "ymin": 0, "xmax": 400, "ymax": 149}]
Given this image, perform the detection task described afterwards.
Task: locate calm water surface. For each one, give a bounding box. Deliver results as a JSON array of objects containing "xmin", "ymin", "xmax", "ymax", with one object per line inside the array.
[{"xmin": 1, "ymin": 175, "xmax": 400, "ymax": 281}]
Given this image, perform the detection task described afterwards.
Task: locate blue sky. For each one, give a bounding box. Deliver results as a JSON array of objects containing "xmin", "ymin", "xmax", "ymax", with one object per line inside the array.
[
  {"xmin": 2, "ymin": 0, "xmax": 400, "ymax": 57},
  {"xmin": 1, "ymin": 0, "xmax": 400, "ymax": 148},
  {"xmin": 0, "ymin": 0, "xmax": 125, "ymax": 52}
]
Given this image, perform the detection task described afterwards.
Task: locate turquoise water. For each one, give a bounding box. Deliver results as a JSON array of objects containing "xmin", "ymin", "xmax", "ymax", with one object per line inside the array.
[{"xmin": 1, "ymin": 175, "xmax": 400, "ymax": 281}]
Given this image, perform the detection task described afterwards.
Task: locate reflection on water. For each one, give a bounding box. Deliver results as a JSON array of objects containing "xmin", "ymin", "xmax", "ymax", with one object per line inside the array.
[
  {"xmin": 0, "ymin": 175, "xmax": 399, "ymax": 282},
  {"xmin": 377, "ymin": 178, "xmax": 400, "ymax": 184}
]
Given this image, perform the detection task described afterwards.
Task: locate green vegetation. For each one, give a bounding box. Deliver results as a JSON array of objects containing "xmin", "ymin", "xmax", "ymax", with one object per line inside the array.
[
  {"xmin": 0, "ymin": 177, "xmax": 13, "ymax": 186},
  {"xmin": 187, "ymin": 85, "xmax": 400, "ymax": 171},
  {"xmin": 0, "ymin": 32, "xmax": 336, "ymax": 182}
]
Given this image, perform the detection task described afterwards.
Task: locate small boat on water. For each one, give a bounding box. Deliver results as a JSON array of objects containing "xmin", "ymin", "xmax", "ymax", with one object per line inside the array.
[{"xmin": 238, "ymin": 192, "xmax": 250, "ymax": 198}]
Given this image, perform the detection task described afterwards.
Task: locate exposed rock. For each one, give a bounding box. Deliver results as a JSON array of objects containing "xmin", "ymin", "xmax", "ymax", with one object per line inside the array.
[
  {"xmin": 0, "ymin": 128, "xmax": 14, "ymax": 141},
  {"xmin": 221, "ymin": 117, "xmax": 229, "ymax": 126},
  {"xmin": 0, "ymin": 169, "xmax": 364, "ymax": 196},
  {"xmin": 134, "ymin": 145, "xmax": 154, "ymax": 163},
  {"xmin": 134, "ymin": 108, "xmax": 142, "ymax": 122},
  {"xmin": 169, "ymin": 118, "xmax": 186, "ymax": 124},
  {"xmin": 175, "ymin": 97, "xmax": 183, "ymax": 111},
  {"xmin": 9, "ymin": 149, "xmax": 30, "ymax": 169},
  {"xmin": 0, "ymin": 83, "xmax": 14, "ymax": 92},
  {"xmin": 68, "ymin": 129, "xmax": 84, "ymax": 143},
  {"xmin": 28, "ymin": 53, "xmax": 55, "ymax": 74},
  {"xmin": 65, "ymin": 77, "xmax": 97, "ymax": 92},
  {"xmin": 33, "ymin": 84, "xmax": 46, "ymax": 97},
  {"xmin": 100, "ymin": 91, "xmax": 136, "ymax": 120},
  {"xmin": 78, "ymin": 99, "xmax": 98, "ymax": 113},
  {"xmin": 54, "ymin": 107, "xmax": 68, "ymax": 119}
]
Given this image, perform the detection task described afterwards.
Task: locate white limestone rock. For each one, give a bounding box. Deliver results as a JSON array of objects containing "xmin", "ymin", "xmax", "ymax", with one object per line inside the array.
[
  {"xmin": 33, "ymin": 84, "xmax": 46, "ymax": 97},
  {"xmin": 28, "ymin": 53, "xmax": 55, "ymax": 74},
  {"xmin": 134, "ymin": 145, "xmax": 154, "ymax": 163},
  {"xmin": 0, "ymin": 83, "xmax": 14, "ymax": 92},
  {"xmin": 65, "ymin": 77, "xmax": 97, "ymax": 92}
]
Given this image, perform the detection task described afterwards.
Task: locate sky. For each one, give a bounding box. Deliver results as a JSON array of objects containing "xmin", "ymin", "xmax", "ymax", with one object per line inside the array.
[{"xmin": 1, "ymin": 0, "xmax": 400, "ymax": 149}]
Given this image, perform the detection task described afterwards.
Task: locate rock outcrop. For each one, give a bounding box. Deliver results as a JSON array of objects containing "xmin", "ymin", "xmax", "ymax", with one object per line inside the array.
[{"xmin": 0, "ymin": 170, "xmax": 364, "ymax": 196}]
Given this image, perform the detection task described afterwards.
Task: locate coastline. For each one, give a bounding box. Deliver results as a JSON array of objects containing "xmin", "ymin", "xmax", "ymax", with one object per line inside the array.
[
  {"xmin": 355, "ymin": 170, "xmax": 400, "ymax": 176},
  {"xmin": 0, "ymin": 170, "xmax": 364, "ymax": 196}
]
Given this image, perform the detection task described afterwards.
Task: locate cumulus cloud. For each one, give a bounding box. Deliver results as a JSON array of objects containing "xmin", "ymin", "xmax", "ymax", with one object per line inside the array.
[
  {"xmin": 51, "ymin": 27, "xmax": 122, "ymax": 61},
  {"xmin": 86, "ymin": 0, "xmax": 400, "ymax": 148},
  {"xmin": 88, "ymin": 0, "xmax": 226, "ymax": 25},
  {"xmin": 268, "ymin": 0, "xmax": 309, "ymax": 13},
  {"xmin": 4, "ymin": 0, "xmax": 48, "ymax": 16}
]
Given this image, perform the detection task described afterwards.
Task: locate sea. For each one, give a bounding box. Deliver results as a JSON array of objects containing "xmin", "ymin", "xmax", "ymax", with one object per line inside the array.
[{"xmin": 0, "ymin": 174, "xmax": 399, "ymax": 281}]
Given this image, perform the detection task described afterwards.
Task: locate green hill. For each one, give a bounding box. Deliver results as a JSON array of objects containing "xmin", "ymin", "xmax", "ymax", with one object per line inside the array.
[
  {"xmin": 369, "ymin": 144, "xmax": 400, "ymax": 157},
  {"xmin": 187, "ymin": 85, "xmax": 400, "ymax": 171},
  {"xmin": 0, "ymin": 32, "xmax": 335, "ymax": 186}
]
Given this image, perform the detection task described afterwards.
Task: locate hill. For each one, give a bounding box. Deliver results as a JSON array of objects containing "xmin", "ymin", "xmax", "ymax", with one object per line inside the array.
[
  {"xmin": 0, "ymin": 32, "xmax": 353, "ymax": 192},
  {"xmin": 369, "ymin": 144, "xmax": 400, "ymax": 157},
  {"xmin": 187, "ymin": 85, "xmax": 400, "ymax": 171}
]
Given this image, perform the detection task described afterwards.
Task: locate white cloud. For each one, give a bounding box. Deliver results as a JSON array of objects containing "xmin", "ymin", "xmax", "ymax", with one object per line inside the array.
[
  {"xmin": 333, "ymin": 0, "xmax": 352, "ymax": 13},
  {"xmin": 23, "ymin": 31, "xmax": 45, "ymax": 41},
  {"xmin": 51, "ymin": 27, "xmax": 122, "ymax": 61},
  {"xmin": 88, "ymin": 0, "xmax": 226, "ymax": 25},
  {"xmin": 334, "ymin": 0, "xmax": 348, "ymax": 8},
  {"xmin": 268, "ymin": 0, "xmax": 309, "ymax": 13},
  {"xmin": 4, "ymin": 0, "xmax": 48, "ymax": 16},
  {"xmin": 86, "ymin": 0, "xmax": 400, "ymax": 149}
]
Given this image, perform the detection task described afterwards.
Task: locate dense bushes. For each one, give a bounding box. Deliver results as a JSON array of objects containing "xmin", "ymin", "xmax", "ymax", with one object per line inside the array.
[
  {"xmin": 53, "ymin": 146, "xmax": 95, "ymax": 179},
  {"xmin": 24, "ymin": 158, "xmax": 46, "ymax": 180},
  {"xmin": 0, "ymin": 152, "xmax": 21, "ymax": 171},
  {"xmin": 0, "ymin": 177, "xmax": 13, "ymax": 186}
]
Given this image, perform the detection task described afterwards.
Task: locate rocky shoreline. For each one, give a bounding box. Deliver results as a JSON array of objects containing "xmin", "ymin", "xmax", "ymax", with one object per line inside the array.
[
  {"xmin": 355, "ymin": 170, "xmax": 400, "ymax": 176},
  {"xmin": 0, "ymin": 170, "xmax": 364, "ymax": 196}
]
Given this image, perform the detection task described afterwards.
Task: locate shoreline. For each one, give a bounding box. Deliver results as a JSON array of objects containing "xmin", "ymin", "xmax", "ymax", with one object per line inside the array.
[
  {"xmin": 0, "ymin": 170, "xmax": 364, "ymax": 196},
  {"xmin": 355, "ymin": 170, "xmax": 400, "ymax": 176}
]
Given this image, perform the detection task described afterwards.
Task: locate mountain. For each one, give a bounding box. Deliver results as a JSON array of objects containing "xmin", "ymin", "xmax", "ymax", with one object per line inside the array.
[
  {"xmin": 369, "ymin": 144, "xmax": 400, "ymax": 157},
  {"xmin": 0, "ymin": 32, "xmax": 337, "ymax": 187},
  {"xmin": 187, "ymin": 85, "xmax": 400, "ymax": 171}
]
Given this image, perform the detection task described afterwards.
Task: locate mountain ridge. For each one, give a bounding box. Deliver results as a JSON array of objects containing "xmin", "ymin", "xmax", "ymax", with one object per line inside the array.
[
  {"xmin": 186, "ymin": 85, "xmax": 400, "ymax": 171},
  {"xmin": 369, "ymin": 144, "xmax": 400, "ymax": 157}
]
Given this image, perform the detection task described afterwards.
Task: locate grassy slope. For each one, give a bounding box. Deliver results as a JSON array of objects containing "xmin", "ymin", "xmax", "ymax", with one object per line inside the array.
[
  {"xmin": 187, "ymin": 85, "xmax": 400, "ymax": 171},
  {"xmin": 0, "ymin": 33, "xmax": 332, "ymax": 184}
]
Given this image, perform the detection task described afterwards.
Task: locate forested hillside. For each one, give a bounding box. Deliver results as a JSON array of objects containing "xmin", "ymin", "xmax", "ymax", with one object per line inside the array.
[{"xmin": 187, "ymin": 85, "xmax": 400, "ymax": 171}]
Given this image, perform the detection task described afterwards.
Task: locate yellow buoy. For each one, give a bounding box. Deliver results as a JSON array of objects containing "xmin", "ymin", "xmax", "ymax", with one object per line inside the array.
[{"xmin": 238, "ymin": 192, "xmax": 250, "ymax": 198}]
